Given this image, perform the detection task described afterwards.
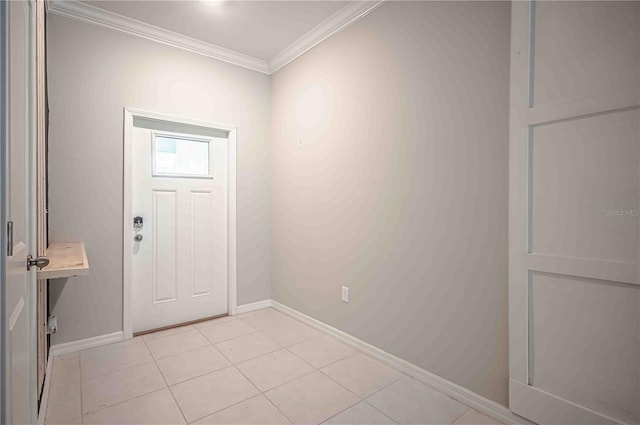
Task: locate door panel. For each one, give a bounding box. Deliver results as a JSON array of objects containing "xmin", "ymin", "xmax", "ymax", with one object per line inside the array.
[
  {"xmin": 529, "ymin": 273, "xmax": 639, "ymax": 424},
  {"xmin": 530, "ymin": 109, "xmax": 639, "ymax": 262},
  {"xmin": 131, "ymin": 127, "xmax": 228, "ymax": 333},
  {"xmin": 152, "ymin": 190, "xmax": 177, "ymax": 303},
  {"xmin": 4, "ymin": 0, "xmax": 37, "ymax": 423},
  {"xmin": 190, "ymin": 191, "xmax": 215, "ymax": 297},
  {"xmin": 509, "ymin": 2, "xmax": 640, "ymax": 424},
  {"xmin": 532, "ymin": 1, "xmax": 638, "ymax": 106}
]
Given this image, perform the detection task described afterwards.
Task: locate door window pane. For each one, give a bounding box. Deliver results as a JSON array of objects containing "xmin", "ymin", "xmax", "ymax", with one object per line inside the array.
[{"xmin": 153, "ymin": 134, "xmax": 211, "ymax": 177}]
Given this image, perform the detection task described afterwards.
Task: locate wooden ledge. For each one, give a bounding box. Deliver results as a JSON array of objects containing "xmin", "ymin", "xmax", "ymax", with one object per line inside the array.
[{"xmin": 38, "ymin": 242, "xmax": 89, "ymax": 279}]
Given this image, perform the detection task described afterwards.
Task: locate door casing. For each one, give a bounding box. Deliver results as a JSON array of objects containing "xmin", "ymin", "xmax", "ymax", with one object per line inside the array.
[{"xmin": 123, "ymin": 108, "xmax": 237, "ymax": 340}]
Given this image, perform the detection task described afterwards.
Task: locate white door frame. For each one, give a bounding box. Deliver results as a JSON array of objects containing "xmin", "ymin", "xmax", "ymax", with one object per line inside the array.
[{"xmin": 122, "ymin": 108, "xmax": 237, "ymax": 339}]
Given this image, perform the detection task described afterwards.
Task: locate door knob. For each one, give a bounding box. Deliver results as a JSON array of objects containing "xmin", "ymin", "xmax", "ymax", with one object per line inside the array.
[
  {"xmin": 27, "ymin": 255, "xmax": 50, "ymax": 271},
  {"xmin": 134, "ymin": 234, "xmax": 143, "ymax": 242}
]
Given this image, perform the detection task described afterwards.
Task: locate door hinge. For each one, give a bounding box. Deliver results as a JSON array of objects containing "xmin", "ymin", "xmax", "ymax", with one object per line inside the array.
[
  {"xmin": 47, "ymin": 315, "xmax": 57, "ymax": 334},
  {"xmin": 7, "ymin": 221, "xmax": 13, "ymax": 256}
]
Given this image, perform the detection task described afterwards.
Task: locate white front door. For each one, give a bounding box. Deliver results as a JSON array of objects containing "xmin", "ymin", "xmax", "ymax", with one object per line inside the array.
[
  {"xmin": 509, "ymin": 2, "xmax": 639, "ymax": 424},
  {"xmin": 3, "ymin": 0, "xmax": 37, "ymax": 423},
  {"xmin": 131, "ymin": 126, "xmax": 228, "ymax": 333}
]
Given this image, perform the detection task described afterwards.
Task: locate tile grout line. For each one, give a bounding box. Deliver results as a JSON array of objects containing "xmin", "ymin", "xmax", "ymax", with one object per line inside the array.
[
  {"xmin": 80, "ymin": 372, "xmax": 166, "ymax": 418},
  {"xmin": 245, "ymin": 309, "xmax": 402, "ymax": 424},
  {"xmin": 141, "ymin": 317, "xmax": 265, "ymax": 386},
  {"xmin": 318, "ymin": 360, "xmax": 403, "ymax": 399},
  {"xmin": 235, "ymin": 350, "xmax": 318, "ymax": 393},
  {"xmin": 270, "ymin": 320, "xmax": 419, "ymax": 425},
  {"xmin": 161, "ymin": 345, "xmax": 232, "ymax": 386},
  {"xmin": 79, "ymin": 342, "xmax": 170, "ymax": 420},
  {"xmin": 296, "ymin": 346, "xmax": 359, "ymax": 370},
  {"xmin": 77, "ymin": 356, "xmax": 154, "ymax": 382},
  {"xmin": 183, "ymin": 313, "xmax": 334, "ymax": 424},
  {"xmin": 359, "ymin": 377, "xmax": 473, "ymax": 425},
  {"xmin": 64, "ymin": 309, "xmax": 478, "ymax": 425},
  {"xmin": 360, "ymin": 374, "xmax": 421, "ymax": 408},
  {"xmin": 186, "ymin": 316, "xmax": 266, "ymax": 423},
  {"xmin": 85, "ymin": 388, "xmax": 180, "ymax": 422},
  {"xmin": 358, "ymin": 398, "xmax": 400, "ymax": 425},
  {"xmin": 224, "ymin": 349, "xmax": 296, "ymax": 425},
  {"xmin": 47, "ymin": 354, "xmax": 85, "ymax": 425},
  {"xmin": 361, "ymin": 390, "xmax": 405, "ymax": 424},
  {"xmin": 282, "ymin": 334, "xmax": 404, "ymax": 400},
  {"xmin": 145, "ymin": 329, "xmax": 210, "ymax": 361},
  {"xmin": 182, "ymin": 334, "xmax": 294, "ymax": 425},
  {"xmin": 239, "ymin": 314, "xmax": 370, "ymax": 425},
  {"xmin": 250, "ymin": 323, "xmax": 368, "ymax": 425},
  {"xmin": 450, "ymin": 407, "xmax": 472, "ymax": 425},
  {"xmin": 196, "ymin": 327, "xmax": 261, "ymax": 347},
  {"xmin": 51, "ymin": 316, "xmax": 267, "ymax": 424},
  {"xmin": 145, "ymin": 336, "xmax": 190, "ymax": 425},
  {"xmin": 77, "ymin": 330, "xmax": 223, "ymax": 421},
  {"xmin": 270, "ymin": 308, "xmax": 485, "ymax": 424}
]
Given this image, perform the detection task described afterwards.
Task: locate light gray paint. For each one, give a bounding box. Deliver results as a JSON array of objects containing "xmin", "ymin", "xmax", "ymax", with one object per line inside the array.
[
  {"xmin": 47, "ymin": 15, "xmax": 271, "ymax": 344},
  {"xmin": 270, "ymin": 1, "xmax": 511, "ymax": 406}
]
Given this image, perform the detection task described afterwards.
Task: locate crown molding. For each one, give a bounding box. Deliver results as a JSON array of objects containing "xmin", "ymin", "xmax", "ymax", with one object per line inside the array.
[
  {"xmin": 46, "ymin": 0, "xmax": 271, "ymax": 74},
  {"xmin": 268, "ymin": 1, "xmax": 384, "ymax": 73},
  {"xmin": 46, "ymin": 0, "xmax": 384, "ymax": 75}
]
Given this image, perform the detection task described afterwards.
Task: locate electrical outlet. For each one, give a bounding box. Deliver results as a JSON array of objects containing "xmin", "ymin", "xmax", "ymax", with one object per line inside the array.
[{"xmin": 341, "ymin": 286, "xmax": 349, "ymax": 303}]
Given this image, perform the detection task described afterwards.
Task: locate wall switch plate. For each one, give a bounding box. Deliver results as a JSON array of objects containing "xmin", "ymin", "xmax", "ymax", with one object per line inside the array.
[{"xmin": 341, "ymin": 286, "xmax": 349, "ymax": 303}]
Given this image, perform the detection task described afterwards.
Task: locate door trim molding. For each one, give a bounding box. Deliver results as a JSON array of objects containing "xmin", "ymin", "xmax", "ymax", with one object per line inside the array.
[{"xmin": 122, "ymin": 107, "xmax": 238, "ymax": 340}]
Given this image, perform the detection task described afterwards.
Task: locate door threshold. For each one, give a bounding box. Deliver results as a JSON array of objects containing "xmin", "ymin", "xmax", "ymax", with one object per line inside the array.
[{"xmin": 133, "ymin": 313, "xmax": 229, "ymax": 337}]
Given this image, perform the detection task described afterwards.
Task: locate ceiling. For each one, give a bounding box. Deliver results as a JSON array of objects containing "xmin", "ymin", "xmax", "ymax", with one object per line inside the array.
[{"xmin": 82, "ymin": 1, "xmax": 349, "ymax": 60}]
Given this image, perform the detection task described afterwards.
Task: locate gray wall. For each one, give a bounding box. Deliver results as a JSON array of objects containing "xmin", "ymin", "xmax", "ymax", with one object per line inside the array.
[
  {"xmin": 47, "ymin": 15, "xmax": 272, "ymax": 345},
  {"xmin": 270, "ymin": 1, "xmax": 511, "ymax": 406}
]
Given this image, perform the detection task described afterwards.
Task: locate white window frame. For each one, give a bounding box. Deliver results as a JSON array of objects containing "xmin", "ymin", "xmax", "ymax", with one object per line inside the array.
[{"xmin": 151, "ymin": 130, "xmax": 214, "ymax": 179}]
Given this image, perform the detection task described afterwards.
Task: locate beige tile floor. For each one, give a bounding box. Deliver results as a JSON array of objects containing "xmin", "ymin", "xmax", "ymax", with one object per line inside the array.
[{"xmin": 45, "ymin": 308, "xmax": 502, "ymax": 425}]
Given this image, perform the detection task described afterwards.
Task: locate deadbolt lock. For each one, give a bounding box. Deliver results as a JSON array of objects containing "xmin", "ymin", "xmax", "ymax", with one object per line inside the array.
[{"xmin": 134, "ymin": 216, "xmax": 143, "ymax": 228}]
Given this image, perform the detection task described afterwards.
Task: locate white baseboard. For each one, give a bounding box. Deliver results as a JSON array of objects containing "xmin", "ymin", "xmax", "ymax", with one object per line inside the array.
[
  {"xmin": 270, "ymin": 300, "xmax": 531, "ymax": 425},
  {"xmin": 49, "ymin": 300, "xmax": 274, "ymax": 356},
  {"xmin": 50, "ymin": 331, "xmax": 124, "ymax": 356},
  {"xmin": 37, "ymin": 351, "xmax": 54, "ymax": 425},
  {"xmin": 236, "ymin": 299, "xmax": 273, "ymax": 314}
]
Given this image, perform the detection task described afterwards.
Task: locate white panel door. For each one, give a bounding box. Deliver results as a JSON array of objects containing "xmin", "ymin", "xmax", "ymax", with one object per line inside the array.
[
  {"xmin": 3, "ymin": 0, "xmax": 37, "ymax": 423},
  {"xmin": 131, "ymin": 127, "xmax": 228, "ymax": 333},
  {"xmin": 509, "ymin": 2, "xmax": 639, "ymax": 424}
]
